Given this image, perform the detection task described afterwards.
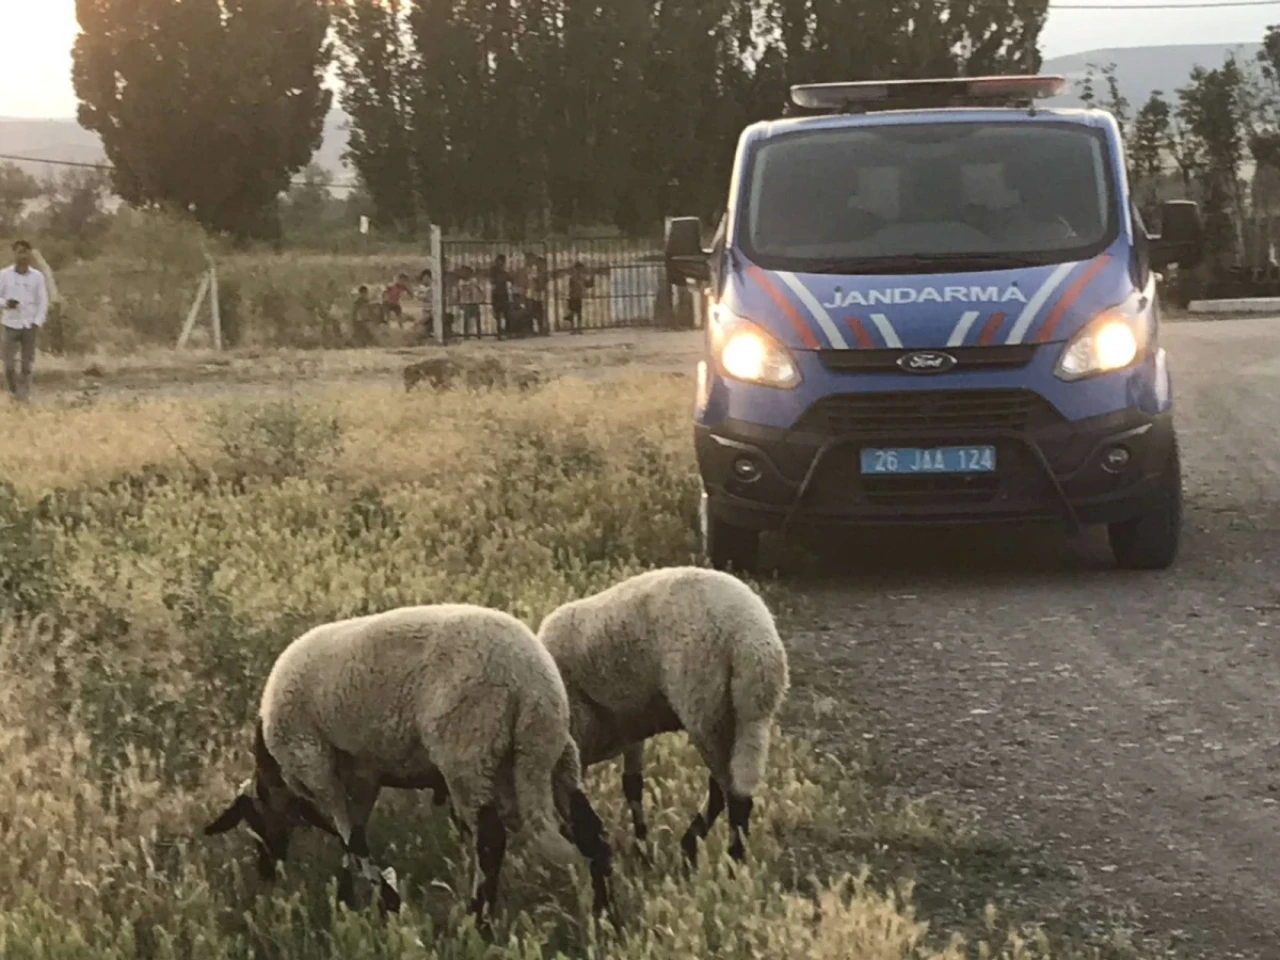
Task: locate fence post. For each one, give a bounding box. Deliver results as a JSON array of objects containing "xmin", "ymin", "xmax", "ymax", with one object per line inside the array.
[
  {"xmin": 548, "ymin": 239, "xmax": 560, "ymax": 333},
  {"xmin": 430, "ymin": 224, "xmax": 445, "ymax": 345},
  {"xmin": 178, "ymin": 270, "xmax": 212, "ymax": 350},
  {"xmin": 658, "ymin": 218, "xmax": 675, "ymax": 327},
  {"xmin": 32, "ymin": 248, "xmax": 65, "ymax": 354},
  {"xmin": 209, "ymin": 262, "xmax": 222, "ymax": 351}
]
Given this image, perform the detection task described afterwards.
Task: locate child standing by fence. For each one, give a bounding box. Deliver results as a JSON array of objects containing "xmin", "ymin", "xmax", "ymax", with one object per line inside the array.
[{"xmin": 566, "ymin": 260, "xmax": 593, "ymax": 335}]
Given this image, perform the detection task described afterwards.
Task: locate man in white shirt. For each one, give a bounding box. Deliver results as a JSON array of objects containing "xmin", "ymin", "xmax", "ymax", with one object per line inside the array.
[{"xmin": 0, "ymin": 239, "xmax": 48, "ymax": 402}]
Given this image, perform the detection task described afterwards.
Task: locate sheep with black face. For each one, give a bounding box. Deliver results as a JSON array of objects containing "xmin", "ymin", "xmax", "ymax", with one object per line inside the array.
[{"xmin": 203, "ymin": 603, "xmax": 616, "ymax": 926}]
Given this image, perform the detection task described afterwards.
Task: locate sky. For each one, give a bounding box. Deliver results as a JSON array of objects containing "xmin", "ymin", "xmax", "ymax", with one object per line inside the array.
[{"xmin": 1, "ymin": 0, "xmax": 1278, "ymax": 121}]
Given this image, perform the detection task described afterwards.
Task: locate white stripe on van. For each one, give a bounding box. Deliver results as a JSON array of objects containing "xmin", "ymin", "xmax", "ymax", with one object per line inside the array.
[
  {"xmin": 946, "ymin": 310, "xmax": 981, "ymax": 347},
  {"xmin": 868, "ymin": 313, "xmax": 903, "ymax": 348},
  {"xmin": 776, "ymin": 272, "xmax": 848, "ymax": 348},
  {"xmin": 1004, "ymin": 262, "xmax": 1076, "ymax": 345}
]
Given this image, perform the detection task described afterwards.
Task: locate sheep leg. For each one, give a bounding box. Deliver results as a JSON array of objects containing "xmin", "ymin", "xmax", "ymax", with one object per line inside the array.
[
  {"xmin": 435, "ymin": 762, "xmax": 504, "ymax": 929},
  {"xmin": 726, "ymin": 794, "xmax": 754, "ymax": 863},
  {"xmin": 554, "ymin": 743, "xmax": 618, "ymax": 925},
  {"xmin": 568, "ymin": 788, "xmax": 618, "ymax": 925},
  {"xmin": 342, "ymin": 822, "xmax": 402, "ymax": 914},
  {"xmin": 344, "ymin": 777, "xmax": 401, "ymax": 914},
  {"xmin": 288, "ymin": 745, "xmax": 396, "ymax": 912},
  {"xmin": 470, "ymin": 803, "xmax": 507, "ymax": 932},
  {"xmin": 680, "ymin": 775, "xmax": 725, "ymax": 866},
  {"xmin": 278, "ymin": 740, "xmax": 363, "ymax": 909},
  {"xmin": 621, "ymin": 743, "xmax": 648, "ymax": 844}
]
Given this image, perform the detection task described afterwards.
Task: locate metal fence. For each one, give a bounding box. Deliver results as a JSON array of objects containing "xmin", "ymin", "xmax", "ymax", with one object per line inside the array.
[
  {"xmin": 438, "ymin": 236, "xmax": 667, "ymax": 340},
  {"xmin": 1188, "ymin": 213, "xmax": 1280, "ymax": 299}
]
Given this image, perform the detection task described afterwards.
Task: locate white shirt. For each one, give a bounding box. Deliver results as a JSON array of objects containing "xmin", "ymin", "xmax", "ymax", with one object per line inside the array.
[{"xmin": 0, "ymin": 265, "xmax": 49, "ymax": 330}]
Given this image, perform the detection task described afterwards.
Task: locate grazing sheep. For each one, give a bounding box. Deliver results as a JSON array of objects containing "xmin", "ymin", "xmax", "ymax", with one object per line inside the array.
[
  {"xmin": 403, "ymin": 355, "xmax": 542, "ymax": 392},
  {"xmin": 203, "ymin": 604, "xmax": 616, "ymax": 926},
  {"xmin": 403, "ymin": 356, "xmax": 462, "ymax": 391},
  {"xmin": 536, "ymin": 566, "xmax": 789, "ymax": 866}
]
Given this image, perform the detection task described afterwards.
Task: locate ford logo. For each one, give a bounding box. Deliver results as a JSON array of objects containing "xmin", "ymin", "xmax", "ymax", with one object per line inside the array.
[{"xmin": 896, "ymin": 351, "xmax": 958, "ymax": 374}]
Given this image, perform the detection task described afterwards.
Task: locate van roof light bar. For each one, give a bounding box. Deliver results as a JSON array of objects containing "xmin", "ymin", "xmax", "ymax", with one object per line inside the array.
[{"xmin": 789, "ymin": 75, "xmax": 1068, "ymax": 114}]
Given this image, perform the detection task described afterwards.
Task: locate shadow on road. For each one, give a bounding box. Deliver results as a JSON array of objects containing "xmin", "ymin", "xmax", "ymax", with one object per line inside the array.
[{"xmin": 767, "ymin": 521, "xmax": 1127, "ymax": 585}]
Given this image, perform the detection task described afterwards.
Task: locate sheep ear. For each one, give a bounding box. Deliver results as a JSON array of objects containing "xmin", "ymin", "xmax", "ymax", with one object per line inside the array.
[{"xmin": 204, "ymin": 793, "xmax": 252, "ymax": 835}]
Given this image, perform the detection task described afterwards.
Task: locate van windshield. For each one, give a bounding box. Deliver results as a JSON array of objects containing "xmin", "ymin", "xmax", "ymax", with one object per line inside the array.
[{"xmin": 742, "ymin": 121, "xmax": 1117, "ymax": 274}]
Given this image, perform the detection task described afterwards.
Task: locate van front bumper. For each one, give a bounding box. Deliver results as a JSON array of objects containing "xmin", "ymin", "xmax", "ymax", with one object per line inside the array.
[{"xmin": 695, "ymin": 394, "xmax": 1175, "ymax": 535}]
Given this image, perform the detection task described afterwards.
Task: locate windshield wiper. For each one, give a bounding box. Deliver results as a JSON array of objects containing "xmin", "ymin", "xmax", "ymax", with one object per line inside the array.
[{"xmin": 800, "ymin": 253, "xmax": 1046, "ymax": 275}]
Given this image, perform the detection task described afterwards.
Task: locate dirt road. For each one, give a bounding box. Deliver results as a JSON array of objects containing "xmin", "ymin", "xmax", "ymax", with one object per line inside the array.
[
  {"xmin": 29, "ymin": 328, "xmax": 702, "ymax": 403},
  {"xmin": 786, "ymin": 318, "xmax": 1280, "ymax": 959}
]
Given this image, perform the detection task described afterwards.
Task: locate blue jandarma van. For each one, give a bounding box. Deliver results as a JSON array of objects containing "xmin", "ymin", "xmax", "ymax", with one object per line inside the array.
[{"xmin": 665, "ymin": 75, "xmax": 1205, "ymax": 573}]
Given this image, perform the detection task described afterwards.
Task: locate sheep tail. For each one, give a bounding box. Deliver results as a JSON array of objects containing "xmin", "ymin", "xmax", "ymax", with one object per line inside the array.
[
  {"xmin": 728, "ymin": 625, "xmax": 790, "ymax": 797},
  {"xmin": 513, "ymin": 718, "xmax": 579, "ymax": 868}
]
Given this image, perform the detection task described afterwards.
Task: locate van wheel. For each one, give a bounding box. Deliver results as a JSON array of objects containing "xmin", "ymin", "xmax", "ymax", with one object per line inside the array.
[
  {"xmin": 1108, "ymin": 437, "xmax": 1182, "ymax": 570},
  {"xmin": 704, "ymin": 513, "xmax": 759, "ymax": 573}
]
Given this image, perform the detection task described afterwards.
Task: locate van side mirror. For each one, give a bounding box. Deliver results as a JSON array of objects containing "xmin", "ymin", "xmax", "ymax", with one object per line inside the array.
[
  {"xmin": 1150, "ymin": 200, "xmax": 1204, "ymax": 271},
  {"xmin": 665, "ymin": 216, "xmax": 711, "ymax": 286}
]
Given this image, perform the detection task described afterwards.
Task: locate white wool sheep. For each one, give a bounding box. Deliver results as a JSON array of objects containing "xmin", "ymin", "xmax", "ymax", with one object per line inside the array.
[
  {"xmin": 203, "ymin": 603, "xmax": 616, "ymax": 926},
  {"xmin": 536, "ymin": 566, "xmax": 789, "ymax": 865}
]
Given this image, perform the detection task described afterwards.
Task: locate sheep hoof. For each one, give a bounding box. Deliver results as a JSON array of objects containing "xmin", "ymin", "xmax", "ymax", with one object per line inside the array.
[
  {"xmin": 632, "ymin": 841, "xmax": 654, "ymax": 870},
  {"xmin": 594, "ymin": 902, "xmax": 624, "ymax": 934},
  {"xmin": 336, "ymin": 870, "xmax": 358, "ymax": 910},
  {"xmin": 679, "ymin": 830, "xmax": 700, "ymax": 867},
  {"xmin": 379, "ymin": 878, "xmax": 402, "ymax": 914},
  {"xmin": 469, "ymin": 902, "xmax": 494, "ymax": 940},
  {"xmin": 379, "ymin": 867, "xmax": 402, "ymax": 914}
]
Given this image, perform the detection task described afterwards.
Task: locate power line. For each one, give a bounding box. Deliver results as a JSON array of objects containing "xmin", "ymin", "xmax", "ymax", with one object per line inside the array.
[
  {"xmin": 1051, "ymin": 0, "xmax": 1280, "ymax": 7},
  {"xmin": 0, "ymin": 152, "xmax": 362, "ymax": 191}
]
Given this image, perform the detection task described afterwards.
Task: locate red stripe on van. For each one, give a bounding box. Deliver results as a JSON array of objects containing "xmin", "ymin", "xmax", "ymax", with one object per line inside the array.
[{"xmin": 747, "ymin": 266, "xmax": 822, "ymax": 349}]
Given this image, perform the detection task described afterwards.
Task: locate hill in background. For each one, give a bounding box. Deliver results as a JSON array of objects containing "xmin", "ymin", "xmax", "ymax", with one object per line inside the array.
[
  {"xmin": 0, "ymin": 43, "xmax": 1264, "ymax": 186},
  {"xmin": 1042, "ymin": 42, "xmax": 1263, "ymax": 108},
  {"xmin": 0, "ymin": 110, "xmax": 354, "ymax": 183}
]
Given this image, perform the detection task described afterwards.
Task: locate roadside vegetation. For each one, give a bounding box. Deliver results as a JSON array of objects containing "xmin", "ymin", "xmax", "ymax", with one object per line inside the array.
[
  {"xmin": 0, "ymin": 0, "xmax": 1264, "ymax": 951},
  {"xmin": 0, "ymin": 364, "xmax": 1178, "ymax": 959}
]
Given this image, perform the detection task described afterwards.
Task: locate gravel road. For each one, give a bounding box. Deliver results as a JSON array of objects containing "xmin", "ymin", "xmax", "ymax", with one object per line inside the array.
[{"xmin": 786, "ymin": 318, "xmax": 1280, "ymax": 958}]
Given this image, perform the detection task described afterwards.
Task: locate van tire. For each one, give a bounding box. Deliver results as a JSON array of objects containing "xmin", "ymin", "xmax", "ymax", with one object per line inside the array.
[
  {"xmin": 1108, "ymin": 437, "xmax": 1182, "ymax": 571},
  {"xmin": 705, "ymin": 515, "xmax": 760, "ymax": 573}
]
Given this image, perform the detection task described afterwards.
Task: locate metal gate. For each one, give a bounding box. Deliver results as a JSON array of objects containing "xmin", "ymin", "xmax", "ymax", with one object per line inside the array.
[{"xmin": 439, "ymin": 236, "xmax": 667, "ymax": 340}]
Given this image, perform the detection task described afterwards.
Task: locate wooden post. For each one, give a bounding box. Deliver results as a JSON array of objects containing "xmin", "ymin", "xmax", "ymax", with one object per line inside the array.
[
  {"xmin": 658, "ymin": 216, "xmax": 675, "ymax": 327},
  {"xmin": 31, "ymin": 248, "xmax": 65, "ymax": 354},
  {"xmin": 178, "ymin": 270, "xmax": 212, "ymax": 350},
  {"xmin": 209, "ymin": 263, "xmax": 222, "ymax": 351},
  {"xmin": 429, "ymin": 224, "xmax": 445, "ymax": 345}
]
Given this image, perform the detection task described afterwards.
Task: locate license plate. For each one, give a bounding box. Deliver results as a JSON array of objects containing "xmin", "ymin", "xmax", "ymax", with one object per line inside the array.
[{"xmin": 860, "ymin": 445, "xmax": 997, "ymax": 475}]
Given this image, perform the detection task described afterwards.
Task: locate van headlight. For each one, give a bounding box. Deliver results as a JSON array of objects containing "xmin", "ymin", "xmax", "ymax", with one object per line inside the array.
[
  {"xmin": 710, "ymin": 307, "xmax": 801, "ymax": 388},
  {"xmin": 1054, "ymin": 311, "xmax": 1147, "ymax": 381}
]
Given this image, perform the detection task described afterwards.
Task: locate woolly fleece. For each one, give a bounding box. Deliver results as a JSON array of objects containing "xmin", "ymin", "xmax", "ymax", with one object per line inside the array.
[
  {"xmin": 260, "ymin": 603, "xmax": 578, "ymax": 865},
  {"xmin": 537, "ymin": 566, "xmax": 789, "ymax": 795}
]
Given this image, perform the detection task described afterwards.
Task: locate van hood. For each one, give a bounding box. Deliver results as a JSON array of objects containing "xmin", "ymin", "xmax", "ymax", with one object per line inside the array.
[{"xmin": 724, "ymin": 254, "xmax": 1136, "ymax": 352}]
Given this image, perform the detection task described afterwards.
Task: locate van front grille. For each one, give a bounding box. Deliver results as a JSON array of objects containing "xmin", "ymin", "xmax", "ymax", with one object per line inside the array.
[{"xmin": 792, "ymin": 388, "xmax": 1061, "ymax": 437}]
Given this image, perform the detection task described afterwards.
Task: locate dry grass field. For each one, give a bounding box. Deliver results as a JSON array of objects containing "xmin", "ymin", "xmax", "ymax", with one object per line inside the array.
[{"xmin": 0, "ymin": 355, "xmax": 1167, "ymax": 959}]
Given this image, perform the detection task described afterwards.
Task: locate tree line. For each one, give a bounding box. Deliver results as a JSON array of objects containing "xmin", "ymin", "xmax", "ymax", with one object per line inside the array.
[
  {"xmin": 67, "ymin": 0, "xmax": 1049, "ymax": 242},
  {"xmin": 1077, "ymin": 26, "xmax": 1280, "ymax": 286}
]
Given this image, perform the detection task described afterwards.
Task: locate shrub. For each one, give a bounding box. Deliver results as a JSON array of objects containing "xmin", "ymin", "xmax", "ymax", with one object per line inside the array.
[
  {"xmin": 0, "ymin": 480, "xmax": 61, "ymax": 619},
  {"xmin": 208, "ymin": 398, "xmax": 344, "ymax": 482}
]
